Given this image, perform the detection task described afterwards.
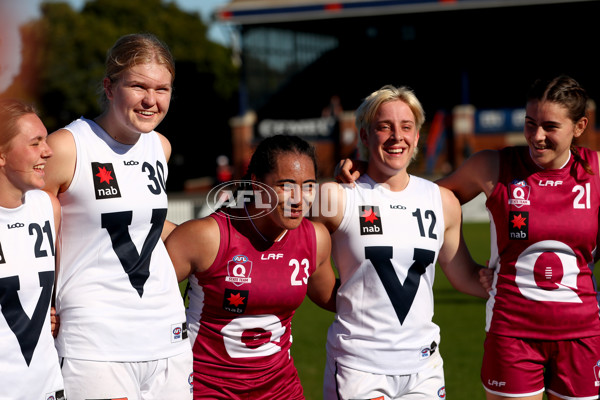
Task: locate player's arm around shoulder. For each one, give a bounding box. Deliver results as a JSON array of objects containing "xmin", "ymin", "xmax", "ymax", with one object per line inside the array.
[
  {"xmin": 306, "ymin": 221, "xmax": 338, "ymax": 312},
  {"xmin": 334, "ymin": 158, "xmax": 365, "ymax": 185},
  {"xmin": 436, "ymin": 149, "xmax": 499, "ymax": 205},
  {"xmin": 45, "ymin": 128, "xmax": 77, "ymax": 196},
  {"xmin": 165, "ymin": 216, "xmax": 220, "ymax": 283},
  {"xmin": 437, "ymin": 186, "xmax": 488, "ymax": 299},
  {"xmin": 311, "ymin": 181, "xmax": 346, "ymax": 234}
]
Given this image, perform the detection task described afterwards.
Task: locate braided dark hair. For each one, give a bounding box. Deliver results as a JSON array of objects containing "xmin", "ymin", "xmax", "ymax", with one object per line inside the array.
[{"xmin": 527, "ymin": 75, "xmax": 593, "ymax": 175}]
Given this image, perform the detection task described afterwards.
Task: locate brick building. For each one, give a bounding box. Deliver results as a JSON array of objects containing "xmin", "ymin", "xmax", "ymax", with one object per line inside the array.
[{"xmin": 212, "ymin": 0, "xmax": 600, "ymax": 179}]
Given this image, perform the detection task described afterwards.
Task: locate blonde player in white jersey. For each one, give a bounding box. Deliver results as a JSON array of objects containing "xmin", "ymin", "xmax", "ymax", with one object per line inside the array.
[
  {"xmin": 44, "ymin": 33, "xmax": 192, "ymax": 400},
  {"xmin": 0, "ymin": 99, "xmax": 65, "ymax": 400},
  {"xmin": 312, "ymin": 85, "xmax": 488, "ymax": 400}
]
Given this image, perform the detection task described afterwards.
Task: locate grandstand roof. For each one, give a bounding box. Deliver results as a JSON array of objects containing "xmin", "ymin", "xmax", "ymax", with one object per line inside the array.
[{"xmin": 214, "ymin": 0, "xmax": 595, "ymax": 24}]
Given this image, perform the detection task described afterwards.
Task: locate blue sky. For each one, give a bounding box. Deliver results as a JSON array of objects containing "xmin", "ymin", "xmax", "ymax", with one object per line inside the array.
[{"xmin": 0, "ymin": 0, "xmax": 232, "ymax": 92}]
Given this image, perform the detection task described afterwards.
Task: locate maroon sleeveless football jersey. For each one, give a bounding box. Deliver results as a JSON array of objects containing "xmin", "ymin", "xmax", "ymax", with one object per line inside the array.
[
  {"xmin": 188, "ymin": 211, "xmax": 317, "ymax": 380},
  {"xmin": 486, "ymin": 146, "xmax": 600, "ymax": 340}
]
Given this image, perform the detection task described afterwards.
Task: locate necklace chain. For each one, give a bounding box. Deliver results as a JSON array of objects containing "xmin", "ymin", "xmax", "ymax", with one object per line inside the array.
[{"xmin": 244, "ymin": 205, "xmax": 269, "ymax": 242}]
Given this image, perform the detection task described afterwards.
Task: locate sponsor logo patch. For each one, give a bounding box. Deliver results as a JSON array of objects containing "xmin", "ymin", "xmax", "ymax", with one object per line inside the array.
[
  {"xmin": 509, "ymin": 211, "xmax": 528, "ymax": 240},
  {"xmin": 92, "ymin": 162, "xmax": 121, "ymax": 200},
  {"xmin": 223, "ymin": 288, "xmax": 249, "ymax": 314},
  {"xmin": 359, "ymin": 205, "xmax": 382, "ymax": 235},
  {"xmin": 508, "ymin": 180, "xmax": 530, "ymax": 208},
  {"xmin": 420, "ymin": 340, "xmax": 437, "ymax": 360},
  {"xmin": 45, "ymin": 390, "xmax": 66, "ymax": 400},
  {"xmin": 171, "ymin": 322, "xmax": 188, "ymax": 342},
  {"xmin": 226, "ymin": 255, "xmax": 253, "ymax": 286},
  {"xmin": 438, "ymin": 386, "xmax": 446, "ymax": 398}
]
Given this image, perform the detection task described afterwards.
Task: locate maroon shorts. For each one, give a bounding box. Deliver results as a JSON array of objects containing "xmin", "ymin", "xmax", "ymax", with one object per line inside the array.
[
  {"xmin": 481, "ymin": 332, "xmax": 600, "ymax": 399},
  {"xmin": 193, "ymin": 357, "xmax": 304, "ymax": 400}
]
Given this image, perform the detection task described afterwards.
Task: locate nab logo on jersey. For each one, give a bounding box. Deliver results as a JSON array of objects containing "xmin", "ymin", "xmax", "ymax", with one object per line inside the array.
[
  {"xmin": 359, "ymin": 205, "xmax": 382, "ymax": 235},
  {"xmin": 223, "ymin": 288, "xmax": 249, "ymax": 314},
  {"xmin": 509, "ymin": 211, "xmax": 528, "ymax": 240},
  {"xmin": 0, "ymin": 242, "xmax": 5, "ymax": 264},
  {"xmin": 92, "ymin": 162, "xmax": 121, "ymax": 200}
]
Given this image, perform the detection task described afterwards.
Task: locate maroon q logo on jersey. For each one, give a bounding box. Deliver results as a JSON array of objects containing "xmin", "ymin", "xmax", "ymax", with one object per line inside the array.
[{"xmin": 508, "ymin": 180, "xmax": 531, "ymax": 208}]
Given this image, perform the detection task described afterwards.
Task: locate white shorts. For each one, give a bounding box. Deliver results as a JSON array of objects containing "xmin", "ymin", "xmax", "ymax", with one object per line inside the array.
[
  {"xmin": 323, "ymin": 351, "xmax": 446, "ymax": 400},
  {"xmin": 61, "ymin": 350, "xmax": 193, "ymax": 400}
]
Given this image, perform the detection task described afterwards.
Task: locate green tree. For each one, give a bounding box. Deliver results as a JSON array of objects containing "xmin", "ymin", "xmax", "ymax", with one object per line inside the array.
[
  {"xmin": 33, "ymin": 0, "xmax": 239, "ymax": 132},
  {"xmin": 3, "ymin": 0, "xmax": 241, "ymax": 190}
]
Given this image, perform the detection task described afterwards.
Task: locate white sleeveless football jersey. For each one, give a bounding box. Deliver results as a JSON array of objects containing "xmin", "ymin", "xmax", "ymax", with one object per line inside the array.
[
  {"xmin": 0, "ymin": 190, "xmax": 64, "ymax": 400},
  {"xmin": 54, "ymin": 118, "xmax": 189, "ymax": 361},
  {"xmin": 327, "ymin": 174, "xmax": 445, "ymax": 375}
]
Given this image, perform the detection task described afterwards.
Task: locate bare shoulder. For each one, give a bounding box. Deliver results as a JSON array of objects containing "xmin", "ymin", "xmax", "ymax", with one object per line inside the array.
[
  {"xmin": 438, "ymin": 185, "xmax": 461, "ymax": 224},
  {"xmin": 309, "ymin": 219, "xmax": 332, "ymax": 264},
  {"xmin": 438, "ymin": 185, "xmax": 460, "ymax": 209},
  {"xmin": 47, "ymin": 128, "xmax": 75, "ymax": 150},
  {"xmin": 46, "ymin": 128, "xmax": 76, "ymax": 167},
  {"xmin": 44, "ymin": 190, "xmax": 62, "ymax": 229},
  {"xmin": 45, "ymin": 191, "xmax": 61, "ymax": 213},
  {"xmin": 45, "ymin": 128, "xmax": 77, "ymax": 195},
  {"xmin": 155, "ymin": 131, "xmax": 172, "ymax": 161},
  {"xmin": 313, "ymin": 181, "xmax": 345, "ymax": 233},
  {"xmin": 170, "ymin": 216, "xmax": 219, "ymax": 244},
  {"xmin": 319, "ymin": 181, "xmax": 344, "ymax": 201},
  {"xmin": 166, "ymin": 216, "xmax": 221, "ymax": 273},
  {"xmin": 310, "ymin": 219, "xmax": 331, "ymax": 239}
]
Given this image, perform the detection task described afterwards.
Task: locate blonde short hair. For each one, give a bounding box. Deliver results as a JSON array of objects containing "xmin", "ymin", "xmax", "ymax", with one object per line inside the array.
[{"xmin": 355, "ymin": 85, "xmax": 425, "ymax": 160}]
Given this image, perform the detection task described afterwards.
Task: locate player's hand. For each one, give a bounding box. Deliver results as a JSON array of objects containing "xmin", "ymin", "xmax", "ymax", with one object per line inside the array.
[
  {"xmin": 479, "ymin": 266, "xmax": 494, "ymax": 293},
  {"xmin": 334, "ymin": 158, "xmax": 363, "ymax": 185},
  {"xmin": 50, "ymin": 307, "xmax": 60, "ymax": 338}
]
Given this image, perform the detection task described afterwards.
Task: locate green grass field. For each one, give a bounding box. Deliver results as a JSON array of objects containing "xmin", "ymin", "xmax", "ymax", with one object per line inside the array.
[{"xmin": 291, "ymin": 222, "xmax": 491, "ymax": 400}]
